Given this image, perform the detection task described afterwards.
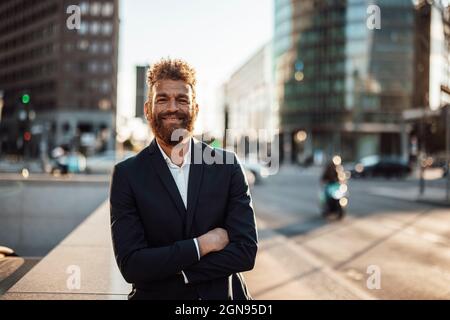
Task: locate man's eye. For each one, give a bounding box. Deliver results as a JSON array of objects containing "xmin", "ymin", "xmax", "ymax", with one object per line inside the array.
[
  {"xmin": 156, "ymin": 98, "xmax": 167, "ymax": 103},
  {"xmin": 178, "ymin": 99, "xmax": 188, "ymax": 104}
]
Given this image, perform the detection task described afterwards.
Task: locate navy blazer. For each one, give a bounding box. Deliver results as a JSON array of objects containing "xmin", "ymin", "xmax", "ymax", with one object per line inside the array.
[{"xmin": 109, "ymin": 138, "xmax": 258, "ymax": 300}]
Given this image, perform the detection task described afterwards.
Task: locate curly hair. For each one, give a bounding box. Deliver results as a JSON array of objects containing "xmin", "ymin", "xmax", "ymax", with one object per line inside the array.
[{"xmin": 146, "ymin": 58, "xmax": 197, "ymax": 105}]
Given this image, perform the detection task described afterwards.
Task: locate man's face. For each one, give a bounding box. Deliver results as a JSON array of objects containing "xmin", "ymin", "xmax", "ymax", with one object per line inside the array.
[{"xmin": 145, "ymin": 79, "xmax": 198, "ymax": 146}]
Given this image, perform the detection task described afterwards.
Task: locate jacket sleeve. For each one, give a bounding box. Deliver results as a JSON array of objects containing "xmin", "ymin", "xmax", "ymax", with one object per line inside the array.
[
  {"xmin": 109, "ymin": 163, "xmax": 199, "ymax": 284},
  {"xmin": 182, "ymin": 154, "xmax": 258, "ymax": 284}
]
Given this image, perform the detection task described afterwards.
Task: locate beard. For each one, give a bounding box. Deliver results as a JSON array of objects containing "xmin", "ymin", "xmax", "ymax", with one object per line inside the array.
[{"xmin": 150, "ymin": 109, "xmax": 196, "ymax": 146}]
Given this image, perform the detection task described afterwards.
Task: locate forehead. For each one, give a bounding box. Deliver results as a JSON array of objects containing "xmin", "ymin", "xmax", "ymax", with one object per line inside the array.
[{"xmin": 153, "ymin": 79, "xmax": 192, "ymax": 96}]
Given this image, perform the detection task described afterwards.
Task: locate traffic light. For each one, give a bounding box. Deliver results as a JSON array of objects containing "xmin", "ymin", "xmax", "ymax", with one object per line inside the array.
[
  {"xmin": 21, "ymin": 93, "xmax": 30, "ymax": 105},
  {"xmin": 18, "ymin": 93, "xmax": 32, "ymax": 157},
  {"xmin": 24, "ymin": 131, "xmax": 31, "ymax": 142}
]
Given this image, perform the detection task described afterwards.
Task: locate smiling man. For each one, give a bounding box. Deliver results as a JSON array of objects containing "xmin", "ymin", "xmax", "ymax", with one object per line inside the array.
[{"xmin": 109, "ymin": 58, "xmax": 258, "ymax": 300}]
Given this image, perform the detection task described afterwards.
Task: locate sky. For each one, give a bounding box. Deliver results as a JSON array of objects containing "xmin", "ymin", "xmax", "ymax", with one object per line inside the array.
[{"xmin": 117, "ymin": 0, "xmax": 273, "ymax": 134}]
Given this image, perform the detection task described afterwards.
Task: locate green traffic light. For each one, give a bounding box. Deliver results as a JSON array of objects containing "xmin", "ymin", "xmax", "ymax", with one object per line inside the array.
[{"xmin": 21, "ymin": 94, "xmax": 30, "ymax": 104}]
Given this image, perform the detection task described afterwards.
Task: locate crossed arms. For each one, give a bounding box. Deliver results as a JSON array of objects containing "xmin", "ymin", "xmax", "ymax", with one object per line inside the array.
[{"xmin": 109, "ymin": 157, "xmax": 258, "ymax": 285}]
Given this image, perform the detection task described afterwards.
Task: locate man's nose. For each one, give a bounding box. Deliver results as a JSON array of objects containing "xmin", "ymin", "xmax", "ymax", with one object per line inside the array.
[{"xmin": 167, "ymin": 97, "xmax": 178, "ymax": 111}]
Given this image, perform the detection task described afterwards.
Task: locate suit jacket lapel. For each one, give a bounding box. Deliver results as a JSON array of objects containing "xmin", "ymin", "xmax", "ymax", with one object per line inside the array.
[
  {"xmin": 147, "ymin": 139, "xmax": 187, "ymax": 220},
  {"xmin": 185, "ymin": 138, "xmax": 204, "ymax": 237}
]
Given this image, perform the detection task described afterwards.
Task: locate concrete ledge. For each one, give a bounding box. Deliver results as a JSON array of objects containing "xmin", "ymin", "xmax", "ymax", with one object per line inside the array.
[
  {"xmin": 0, "ymin": 173, "xmax": 111, "ymax": 183},
  {"xmin": 1, "ymin": 201, "xmax": 131, "ymax": 300}
]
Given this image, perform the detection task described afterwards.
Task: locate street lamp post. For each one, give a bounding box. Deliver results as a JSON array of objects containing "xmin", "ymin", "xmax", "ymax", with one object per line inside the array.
[
  {"xmin": 419, "ymin": 113, "xmax": 426, "ymax": 195},
  {"xmin": 0, "ymin": 90, "xmax": 4, "ymax": 157},
  {"xmin": 445, "ymin": 104, "xmax": 450, "ymax": 203},
  {"xmin": 413, "ymin": 0, "xmax": 450, "ymax": 199},
  {"xmin": 0, "ymin": 90, "xmax": 4, "ymax": 123}
]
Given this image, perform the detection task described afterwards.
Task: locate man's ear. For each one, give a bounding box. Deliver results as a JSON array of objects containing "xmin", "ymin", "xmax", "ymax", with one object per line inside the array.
[
  {"xmin": 194, "ymin": 103, "xmax": 199, "ymax": 117},
  {"xmin": 144, "ymin": 101, "xmax": 150, "ymax": 120}
]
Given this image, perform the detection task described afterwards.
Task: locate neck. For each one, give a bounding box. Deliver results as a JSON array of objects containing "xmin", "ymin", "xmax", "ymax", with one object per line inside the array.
[{"xmin": 156, "ymin": 136, "xmax": 191, "ymax": 166}]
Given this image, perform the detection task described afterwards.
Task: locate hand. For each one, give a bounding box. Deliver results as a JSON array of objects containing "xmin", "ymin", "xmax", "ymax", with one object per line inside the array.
[{"xmin": 197, "ymin": 228, "xmax": 229, "ymax": 257}]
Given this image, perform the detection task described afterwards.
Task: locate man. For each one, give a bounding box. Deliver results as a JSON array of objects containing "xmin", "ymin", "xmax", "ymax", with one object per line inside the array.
[{"xmin": 109, "ymin": 58, "xmax": 258, "ymax": 300}]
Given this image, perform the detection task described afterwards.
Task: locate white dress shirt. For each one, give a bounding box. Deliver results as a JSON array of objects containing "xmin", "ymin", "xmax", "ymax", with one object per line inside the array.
[{"xmin": 156, "ymin": 139, "xmax": 200, "ymax": 283}]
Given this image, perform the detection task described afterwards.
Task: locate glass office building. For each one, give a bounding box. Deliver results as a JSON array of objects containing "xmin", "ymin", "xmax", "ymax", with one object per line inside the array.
[
  {"xmin": 274, "ymin": 0, "xmax": 415, "ymax": 163},
  {"xmin": 0, "ymin": 0, "xmax": 119, "ymax": 155}
]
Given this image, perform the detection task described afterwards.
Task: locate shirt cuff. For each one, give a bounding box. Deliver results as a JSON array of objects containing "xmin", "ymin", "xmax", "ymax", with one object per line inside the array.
[
  {"xmin": 193, "ymin": 238, "xmax": 200, "ymax": 261},
  {"xmin": 181, "ymin": 270, "xmax": 189, "ymax": 284},
  {"xmin": 180, "ymin": 239, "xmax": 200, "ymax": 285}
]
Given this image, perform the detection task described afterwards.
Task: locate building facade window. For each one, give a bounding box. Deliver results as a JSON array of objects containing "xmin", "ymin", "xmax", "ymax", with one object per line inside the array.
[
  {"xmin": 90, "ymin": 41, "xmax": 100, "ymax": 54},
  {"xmin": 90, "ymin": 2, "xmax": 102, "ymax": 16},
  {"xmin": 100, "ymin": 80, "xmax": 111, "ymax": 93},
  {"xmin": 102, "ymin": 42, "xmax": 111, "ymax": 54},
  {"xmin": 90, "ymin": 21, "xmax": 101, "ymax": 35},
  {"xmin": 78, "ymin": 40, "xmax": 89, "ymax": 51},
  {"xmin": 102, "ymin": 3, "xmax": 114, "ymax": 17},
  {"xmin": 80, "ymin": 2, "xmax": 89, "ymax": 15},
  {"xmin": 79, "ymin": 21, "xmax": 88, "ymax": 35},
  {"xmin": 102, "ymin": 22, "xmax": 113, "ymax": 35}
]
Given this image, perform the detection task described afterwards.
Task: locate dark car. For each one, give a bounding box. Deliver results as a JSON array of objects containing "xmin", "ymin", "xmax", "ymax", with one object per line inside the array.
[{"xmin": 350, "ymin": 155, "xmax": 411, "ymax": 179}]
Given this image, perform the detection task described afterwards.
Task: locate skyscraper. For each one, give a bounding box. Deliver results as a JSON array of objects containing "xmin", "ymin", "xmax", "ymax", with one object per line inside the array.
[
  {"xmin": 224, "ymin": 43, "xmax": 276, "ymax": 135},
  {"xmin": 0, "ymin": 0, "xmax": 119, "ymax": 155},
  {"xmin": 135, "ymin": 65, "xmax": 149, "ymax": 119},
  {"xmin": 274, "ymin": 0, "xmax": 416, "ymax": 163}
]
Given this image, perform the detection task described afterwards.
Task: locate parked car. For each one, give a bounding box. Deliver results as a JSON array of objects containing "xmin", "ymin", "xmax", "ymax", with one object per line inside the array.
[
  {"xmin": 85, "ymin": 150, "xmax": 135, "ymax": 174},
  {"xmin": 242, "ymin": 160, "xmax": 270, "ymax": 185},
  {"xmin": 350, "ymin": 155, "xmax": 411, "ymax": 179},
  {"xmin": 426, "ymin": 153, "xmax": 449, "ymax": 178}
]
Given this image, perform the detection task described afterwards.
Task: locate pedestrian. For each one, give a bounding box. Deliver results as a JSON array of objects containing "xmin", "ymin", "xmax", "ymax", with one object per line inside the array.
[
  {"xmin": 321, "ymin": 161, "xmax": 339, "ymax": 184},
  {"xmin": 109, "ymin": 58, "xmax": 258, "ymax": 300}
]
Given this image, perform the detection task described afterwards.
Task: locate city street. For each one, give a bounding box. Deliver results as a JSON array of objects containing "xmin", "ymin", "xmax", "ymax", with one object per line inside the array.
[
  {"xmin": 246, "ymin": 166, "xmax": 450, "ymax": 299},
  {"xmin": 1, "ymin": 0, "xmax": 450, "ymax": 306}
]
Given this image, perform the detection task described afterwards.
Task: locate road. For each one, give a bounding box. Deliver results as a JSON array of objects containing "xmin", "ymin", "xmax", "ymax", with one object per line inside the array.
[
  {"xmin": 245, "ymin": 166, "xmax": 450, "ymax": 299},
  {"xmin": 0, "ymin": 174, "xmax": 110, "ymax": 256}
]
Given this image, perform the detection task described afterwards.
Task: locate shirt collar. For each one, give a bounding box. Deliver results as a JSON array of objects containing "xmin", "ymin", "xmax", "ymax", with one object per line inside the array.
[{"xmin": 156, "ymin": 138, "xmax": 192, "ymax": 168}]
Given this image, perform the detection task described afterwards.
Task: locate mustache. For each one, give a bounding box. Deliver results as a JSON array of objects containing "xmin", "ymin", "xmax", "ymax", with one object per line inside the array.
[
  {"xmin": 150, "ymin": 109, "xmax": 196, "ymax": 146},
  {"xmin": 157, "ymin": 111, "xmax": 188, "ymax": 120}
]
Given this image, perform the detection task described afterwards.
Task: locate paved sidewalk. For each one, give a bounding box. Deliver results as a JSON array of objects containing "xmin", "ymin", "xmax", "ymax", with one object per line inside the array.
[
  {"xmin": 243, "ymin": 220, "xmax": 375, "ymax": 300},
  {"xmin": 368, "ymin": 185, "xmax": 450, "ymax": 207}
]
